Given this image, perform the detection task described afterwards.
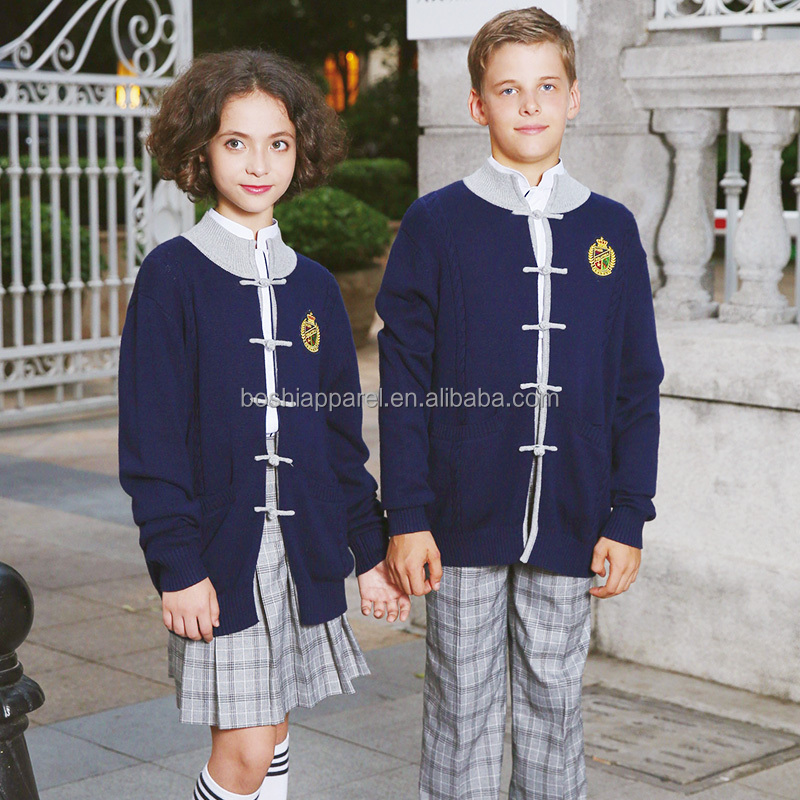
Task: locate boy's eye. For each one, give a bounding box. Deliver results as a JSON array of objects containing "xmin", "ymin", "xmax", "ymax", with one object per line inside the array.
[
  {"xmin": 542, "ymin": 84, "xmax": 555, "ymax": 92},
  {"xmin": 501, "ymin": 87, "xmax": 517, "ymax": 96}
]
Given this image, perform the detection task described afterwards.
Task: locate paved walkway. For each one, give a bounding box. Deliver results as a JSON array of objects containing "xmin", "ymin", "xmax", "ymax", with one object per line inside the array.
[{"xmin": 1, "ymin": 340, "xmax": 799, "ymax": 798}]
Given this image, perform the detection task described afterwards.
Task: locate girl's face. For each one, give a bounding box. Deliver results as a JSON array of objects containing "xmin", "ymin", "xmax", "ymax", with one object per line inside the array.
[{"xmin": 204, "ymin": 90, "xmax": 297, "ymax": 233}]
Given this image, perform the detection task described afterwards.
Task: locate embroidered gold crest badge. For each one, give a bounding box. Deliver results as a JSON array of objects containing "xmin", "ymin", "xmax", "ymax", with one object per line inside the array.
[
  {"xmin": 300, "ymin": 311, "xmax": 320, "ymax": 352},
  {"xmin": 588, "ymin": 237, "xmax": 616, "ymax": 276}
]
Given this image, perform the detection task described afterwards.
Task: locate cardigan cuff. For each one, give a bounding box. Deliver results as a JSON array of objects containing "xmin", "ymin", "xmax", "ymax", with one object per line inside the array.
[
  {"xmin": 349, "ymin": 523, "xmax": 389, "ymax": 576},
  {"xmin": 598, "ymin": 506, "xmax": 648, "ymax": 549},
  {"xmin": 387, "ymin": 505, "xmax": 431, "ymax": 537},
  {"xmin": 153, "ymin": 542, "xmax": 209, "ymax": 593}
]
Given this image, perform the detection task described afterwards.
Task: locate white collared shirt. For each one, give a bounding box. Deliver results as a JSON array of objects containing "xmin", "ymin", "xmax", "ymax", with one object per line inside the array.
[{"xmin": 209, "ymin": 208, "xmax": 281, "ymax": 434}]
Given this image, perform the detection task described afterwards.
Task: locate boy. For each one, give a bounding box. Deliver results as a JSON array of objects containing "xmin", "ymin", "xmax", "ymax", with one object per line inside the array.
[{"xmin": 376, "ymin": 7, "xmax": 664, "ymax": 800}]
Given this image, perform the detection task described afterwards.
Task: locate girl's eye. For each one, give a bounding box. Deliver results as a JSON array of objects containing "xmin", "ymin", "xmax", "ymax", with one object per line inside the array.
[
  {"xmin": 226, "ymin": 139, "xmax": 244, "ymax": 150},
  {"xmin": 271, "ymin": 140, "xmax": 289, "ymax": 151}
]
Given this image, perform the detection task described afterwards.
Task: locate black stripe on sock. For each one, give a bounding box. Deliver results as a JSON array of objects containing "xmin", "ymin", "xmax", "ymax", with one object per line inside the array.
[
  {"xmin": 269, "ymin": 753, "xmax": 289, "ymax": 768},
  {"xmin": 198, "ymin": 774, "xmax": 225, "ymax": 800},
  {"xmin": 266, "ymin": 765, "xmax": 289, "ymax": 776}
]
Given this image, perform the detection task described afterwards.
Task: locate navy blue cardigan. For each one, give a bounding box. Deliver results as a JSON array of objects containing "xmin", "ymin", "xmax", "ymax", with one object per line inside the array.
[
  {"xmin": 376, "ymin": 163, "xmax": 665, "ymax": 577},
  {"xmin": 118, "ymin": 214, "xmax": 386, "ymax": 634}
]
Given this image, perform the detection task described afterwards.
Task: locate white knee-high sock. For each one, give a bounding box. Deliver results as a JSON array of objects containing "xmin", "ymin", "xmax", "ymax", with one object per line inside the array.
[
  {"xmin": 194, "ymin": 762, "xmax": 261, "ymax": 800},
  {"xmin": 259, "ymin": 733, "xmax": 289, "ymax": 799}
]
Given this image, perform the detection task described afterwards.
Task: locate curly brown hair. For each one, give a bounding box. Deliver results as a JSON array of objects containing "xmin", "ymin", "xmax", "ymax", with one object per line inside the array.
[{"xmin": 147, "ymin": 49, "xmax": 347, "ymax": 202}]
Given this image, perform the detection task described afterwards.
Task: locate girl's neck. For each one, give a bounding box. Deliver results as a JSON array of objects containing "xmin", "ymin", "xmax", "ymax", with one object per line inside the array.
[{"xmin": 213, "ymin": 201, "xmax": 275, "ymax": 238}]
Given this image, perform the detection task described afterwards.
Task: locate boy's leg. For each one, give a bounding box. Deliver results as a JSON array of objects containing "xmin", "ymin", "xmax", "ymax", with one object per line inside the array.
[
  {"xmin": 507, "ymin": 565, "xmax": 592, "ymax": 800},
  {"xmin": 420, "ymin": 565, "xmax": 509, "ymax": 800}
]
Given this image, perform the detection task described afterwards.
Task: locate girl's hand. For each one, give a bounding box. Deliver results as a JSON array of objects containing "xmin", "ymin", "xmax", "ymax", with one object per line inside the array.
[
  {"xmin": 357, "ymin": 560, "xmax": 412, "ymax": 623},
  {"xmin": 162, "ymin": 577, "xmax": 220, "ymax": 642}
]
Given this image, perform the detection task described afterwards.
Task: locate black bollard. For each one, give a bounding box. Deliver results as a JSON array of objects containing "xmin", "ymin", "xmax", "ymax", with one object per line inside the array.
[{"xmin": 0, "ymin": 562, "xmax": 44, "ymax": 800}]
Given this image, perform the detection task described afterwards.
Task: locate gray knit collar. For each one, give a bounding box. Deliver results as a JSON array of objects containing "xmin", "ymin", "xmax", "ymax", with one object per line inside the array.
[
  {"xmin": 181, "ymin": 210, "xmax": 298, "ymax": 279},
  {"xmin": 463, "ymin": 160, "xmax": 591, "ymax": 217}
]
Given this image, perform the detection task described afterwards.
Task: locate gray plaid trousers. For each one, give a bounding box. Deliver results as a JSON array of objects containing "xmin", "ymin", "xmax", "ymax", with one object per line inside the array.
[{"xmin": 420, "ymin": 564, "xmax": 591, "ymax": 800}]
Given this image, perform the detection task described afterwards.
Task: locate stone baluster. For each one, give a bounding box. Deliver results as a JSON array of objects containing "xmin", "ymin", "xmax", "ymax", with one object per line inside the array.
[
  {"xmin": 719, "ymin": 108, "xmax": 800, "ymax": 325},
  {"xmin": 652, "ymin": 109, "xmax": 721, "ymax": 320}
]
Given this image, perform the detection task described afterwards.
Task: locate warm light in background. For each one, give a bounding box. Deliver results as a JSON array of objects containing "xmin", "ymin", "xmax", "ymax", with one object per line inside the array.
[
  {"xmin": 116, "ymin": 61, "xmax": 140, "ymax": 109},
  {"xmin": 325, "ymin": 50, "xmax": 359, "ymax": 112}
]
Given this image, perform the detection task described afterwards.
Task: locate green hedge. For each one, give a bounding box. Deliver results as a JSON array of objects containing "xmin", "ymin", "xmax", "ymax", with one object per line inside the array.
[
  {"xmin": 329, "ymin": 158, "xmax": 416, "ymax": 220},
  {"xmin": 1, "ymin": 198, "xmax": 104, "ymax": 288},
  {"xmin": 276, "ymin": 187, "xmax": 391, "ymax": 272}
]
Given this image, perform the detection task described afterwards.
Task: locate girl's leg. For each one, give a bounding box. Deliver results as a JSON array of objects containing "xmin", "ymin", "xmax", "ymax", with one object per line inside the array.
[
  {"xmin": 260, "ymin": 714, "xmax": 289, "ymax": 799},
  {"xmin": 201, "ymin": 723, "xmax": 279, "ymax": 796}
]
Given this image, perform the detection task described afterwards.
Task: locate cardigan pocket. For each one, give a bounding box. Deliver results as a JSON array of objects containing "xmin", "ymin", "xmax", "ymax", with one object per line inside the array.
[
  {"xmin": 199, "ymin": 483, "xmax": 236, "ymax": 554},
  {"xmin": 563, "ymin": 416, "xmax": 611, "ymax": 538},
  {"xmin": 297, "ymin": 469, "xmax": 352, "ymax": 581}
]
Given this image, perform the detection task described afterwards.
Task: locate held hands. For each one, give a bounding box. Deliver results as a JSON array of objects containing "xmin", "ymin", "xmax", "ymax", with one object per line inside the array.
[
  {"xmin": 162, "ymin": 577, "xmax": 220, "ymax": 642},
  {"xmin": 386, "ymin": 530, "xmax": 443, "ymax": 597},
  {"xmin": 357, "ymin": 559, "xmax": 412, "ymax": 623},
  {"xmin": 590, "ymin": 537, "xmax": 641, "ymax": 599}
]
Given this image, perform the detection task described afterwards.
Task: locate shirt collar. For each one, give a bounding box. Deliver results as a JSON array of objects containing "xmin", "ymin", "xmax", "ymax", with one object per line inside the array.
[
  {"xmin": 487, "ymin": 156, "xmax": 565, "ymax": 198},
  {"xmin": 209, "ymin": 208, "xmax": 281, "ymax": 251}
]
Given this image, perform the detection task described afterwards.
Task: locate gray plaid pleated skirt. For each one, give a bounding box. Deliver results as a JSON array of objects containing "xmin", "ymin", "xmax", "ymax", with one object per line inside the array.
[{"xmin": 167, "ymin": 435, "xmax": 370, "ymax": 729}]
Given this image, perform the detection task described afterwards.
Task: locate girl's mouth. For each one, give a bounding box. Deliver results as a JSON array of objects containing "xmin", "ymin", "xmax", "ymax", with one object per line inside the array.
[{"xmin": 241, "ymin": 185, "xmax": 273, "ymax": 194}]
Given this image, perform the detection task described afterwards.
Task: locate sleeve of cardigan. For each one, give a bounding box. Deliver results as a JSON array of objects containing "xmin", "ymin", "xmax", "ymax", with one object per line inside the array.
[
  {"xmin": 118, "ymin": 260, "xmax": 207, "ymax": 593},
  {"xmin": 375, "ymin": 202, "xmax": 440, "ymax": 537},
  {"xmin": 321, "ymin": 277, "xmax": 387, "ymax": 575},
  {"xmin": 598, "ymin": 214, "xmax": 665, "ymax": 549}
]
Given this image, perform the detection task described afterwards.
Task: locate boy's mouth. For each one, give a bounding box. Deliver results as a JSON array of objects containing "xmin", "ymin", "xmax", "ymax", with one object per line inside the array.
[
  {"xmin": 515, "ymin": 125, "xmax": 547, "ymax": 134},
  {"xmin": 241, "ymin": 185, "xmax": 273, "ymax": 194}
]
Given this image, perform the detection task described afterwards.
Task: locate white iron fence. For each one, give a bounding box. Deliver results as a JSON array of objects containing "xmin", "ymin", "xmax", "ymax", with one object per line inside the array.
[{"xmin": 0, "ymin": 0, "xmax": 192, "ymax": 426}]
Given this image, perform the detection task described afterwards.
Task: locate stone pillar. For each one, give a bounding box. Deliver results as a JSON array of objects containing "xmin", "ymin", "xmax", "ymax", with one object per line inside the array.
[
  {"xmin": 719, "ymin": 108, "xmax": 800, "ymax": 325},
  {"xmin": 652, "ymin": 109, "xmax": 721, "ymax": 320}
]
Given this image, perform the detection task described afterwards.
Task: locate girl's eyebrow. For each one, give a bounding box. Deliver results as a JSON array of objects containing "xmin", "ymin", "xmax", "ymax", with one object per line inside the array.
[{"xmin": 217, "ymin": 129, "xmax": 295, "ymax": 139}]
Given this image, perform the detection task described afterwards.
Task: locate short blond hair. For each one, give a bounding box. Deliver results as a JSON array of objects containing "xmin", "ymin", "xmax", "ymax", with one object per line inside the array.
[{"xmin": 468, "ymin": 6, "xmax": 576, "ymax": 94}]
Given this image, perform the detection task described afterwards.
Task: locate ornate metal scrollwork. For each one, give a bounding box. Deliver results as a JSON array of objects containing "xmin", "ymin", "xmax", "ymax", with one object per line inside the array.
[{"xmin": 0, "ymin": 0, "xmax": 178, "ymax": 77}]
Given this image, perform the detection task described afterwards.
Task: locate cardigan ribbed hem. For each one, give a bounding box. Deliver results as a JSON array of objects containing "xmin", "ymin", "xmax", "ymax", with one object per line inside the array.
[
  {"xmin": 387, "ymin": 506, "xmax": 431, "ymax": 537},
  {"xmin": 350, "ymin": 525, "xmax": 388, "ymax": 575},
  {"xmin": 156, "ymin": 541, "xmax": 209, "ymax": 593},
  {"xmin": 597, "ymin": 505, "xmax": 647, "ymax": 549}
]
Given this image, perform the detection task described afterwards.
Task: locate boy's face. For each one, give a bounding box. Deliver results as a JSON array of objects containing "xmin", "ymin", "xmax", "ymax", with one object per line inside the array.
[
  {"xmin": 468, "ymin": 41, "xmax": 579, "ymax": 184},
  {"xmin": 203, "ymin": 90, "xmax": 297, "ymax": 233}
]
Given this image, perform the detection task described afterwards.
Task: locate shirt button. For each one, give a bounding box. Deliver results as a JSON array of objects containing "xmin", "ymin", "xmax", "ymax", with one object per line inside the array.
[{"xmin": 531, "ymin": 209, "xmax": 544, "ymax": 220}]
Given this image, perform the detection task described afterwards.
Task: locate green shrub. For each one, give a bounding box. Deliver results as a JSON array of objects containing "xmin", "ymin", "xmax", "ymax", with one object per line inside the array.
[
  {"xmin": 329, "ymin": 158, "xmax": 416, "ymax": 220},
  {"xmin": 1, "ymin": 198, "xmax": 104, "ymax": 288},
  {"xmin": 276, "ymin": 187, "xmax": 391, "ymax": 272}
]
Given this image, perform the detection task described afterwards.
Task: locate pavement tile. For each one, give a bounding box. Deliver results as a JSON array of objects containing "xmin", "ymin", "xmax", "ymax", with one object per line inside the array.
[
  {"xmin": 741, "ymin": 759, "xmax": 800, "ymax": 799},
  {"xmin": 286, "ymin": 726, "xmax": 408, "ymax": 796},
  {"xmin": 26, "ymin": 726, "xmax": 138, "ymax": 791},
  {"xmin": 64, "ymin": 572, "xmax": 161, "ymax": 612},
  {"xmin": 29, "ymin": 662, "xmax": 171, "ymax": 725},
  {"xmin": 3, "ymin": 535, "xmax": 142, "ymax": 589},
  {"xmin": 53, "ymin": 695, "xmax": 208, "ymax": 761},
  {"xmin": 28, "ymin": 608, "xmax": 168, "ymax": 661},
  {"xmin": 301, "ymin": 693, "xmax": 423, "ymax": 764},
  {"xmin": 100, "ymin": 645, "xmax": 174, "ymax": 687},
  {"xmin": 694, "ymin": 781, "xmax": 786, "ymax": 799},
  {"xmin": 27, "ymin": 586, "xmax": 124, "ymax": 629},
  {"xmin": 0, "ymin": 454, "xmax": 133, "ymax": 525},
  {"xmin": 17, "ymin": 640, "xmax": 86, "ymax": 676},
  {"xmin": 37, "ymin": 763, "xmax": 195, "ymax": 800},
  {"xmin": 307, "ymin": 763, "xmax": 419, "ymax": 800}
]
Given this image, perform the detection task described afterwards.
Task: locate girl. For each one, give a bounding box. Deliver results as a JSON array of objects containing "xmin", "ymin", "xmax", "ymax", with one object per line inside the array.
[{"xmin": 118, "ymin": 50, "xmax": 410, "ymax": 800}]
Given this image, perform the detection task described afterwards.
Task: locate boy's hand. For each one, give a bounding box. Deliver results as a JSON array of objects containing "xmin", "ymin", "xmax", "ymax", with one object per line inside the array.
[
  {"xmin": 386, "ymin": 530, "xmax": 443, "ymax": 596},
  {"xmin": 162, "ymin": 577, "xmax": 220, "ymax": 642},
  {"xmin": 357, "ymin": 560, "xmax": 411, "ymax": 623},
  {"xmin": 590, "ymin": 537, "xmax": 641, "ymax": 598}
]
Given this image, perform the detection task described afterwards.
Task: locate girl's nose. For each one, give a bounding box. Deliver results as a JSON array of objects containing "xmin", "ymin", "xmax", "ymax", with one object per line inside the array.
[{"xmin": 246, "ymin": 150, "xmax": 270, "ymax": 177}]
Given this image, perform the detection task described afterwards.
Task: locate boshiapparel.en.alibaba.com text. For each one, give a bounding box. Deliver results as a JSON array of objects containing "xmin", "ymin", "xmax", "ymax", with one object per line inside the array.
[{"xmin": 241, "ymin": 388, "xmax": 559, "ymax": 411}]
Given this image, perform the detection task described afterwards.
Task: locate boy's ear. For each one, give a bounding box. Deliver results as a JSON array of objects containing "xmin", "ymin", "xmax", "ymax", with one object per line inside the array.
[
  {"xmin": 468, "ymin": 87, "xmax": 489, "ymax": 127},
  {"xmin": 567, "ymin": 79, "xmax": 581, "ymax": 120}
]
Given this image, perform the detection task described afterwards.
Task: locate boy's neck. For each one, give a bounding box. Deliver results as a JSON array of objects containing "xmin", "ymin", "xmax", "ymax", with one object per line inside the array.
[{"xmin": 489, "ymin": 150, "xmax": 562, "ymax": 189}]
